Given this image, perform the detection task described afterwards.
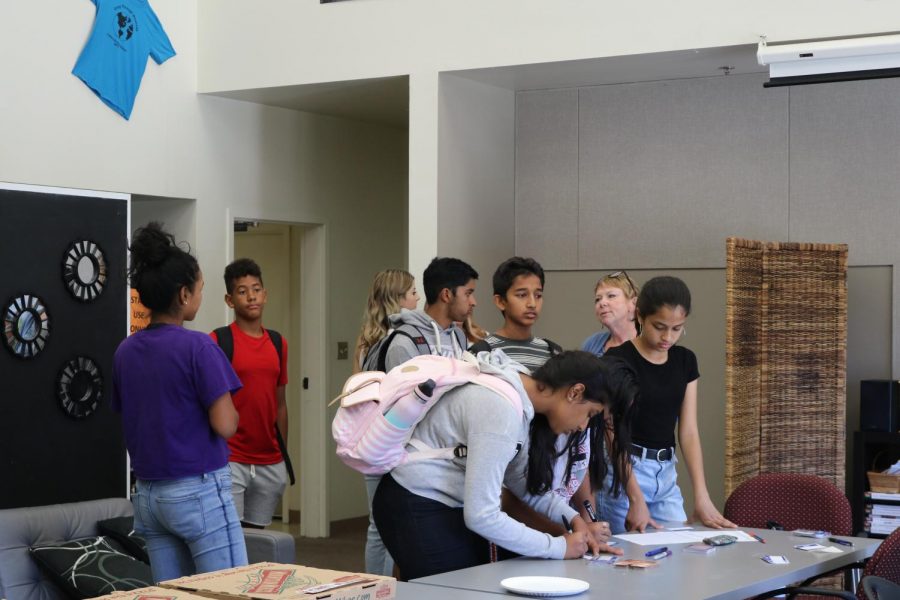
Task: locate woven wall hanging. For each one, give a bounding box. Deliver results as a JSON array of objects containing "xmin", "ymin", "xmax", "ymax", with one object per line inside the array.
[{"xmin": 725, "ymin": 238, "xmax": 848, "ymax": 497}]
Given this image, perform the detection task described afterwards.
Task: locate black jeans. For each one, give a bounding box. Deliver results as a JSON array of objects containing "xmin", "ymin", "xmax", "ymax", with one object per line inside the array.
[{"xmin": 372, "ymin": 473, "xmax": 493, "ymax": 580}]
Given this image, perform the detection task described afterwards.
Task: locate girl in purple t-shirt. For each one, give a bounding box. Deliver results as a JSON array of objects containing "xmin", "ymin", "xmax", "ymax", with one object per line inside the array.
[{"xmin": 111, "ymin": 222, "xmax": 246, "ymax": 582}]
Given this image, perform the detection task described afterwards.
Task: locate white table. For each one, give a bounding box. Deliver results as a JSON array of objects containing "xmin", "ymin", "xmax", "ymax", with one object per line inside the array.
[{"xmin": 412, "ymin": 528, "xmax": 880, "ymax": 600}]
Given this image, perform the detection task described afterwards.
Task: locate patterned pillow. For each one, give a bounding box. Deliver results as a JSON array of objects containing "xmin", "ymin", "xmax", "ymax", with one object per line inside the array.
[
  {"xmin": 97, "ymin": 516, "xmax": 150, "ymax": 564},
  {"xmin": 30, "ymin": 536, "xmax": 152, "ymax": 599}
]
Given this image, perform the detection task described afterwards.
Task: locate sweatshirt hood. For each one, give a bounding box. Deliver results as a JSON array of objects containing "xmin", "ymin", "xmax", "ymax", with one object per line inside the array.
[
  {"xmin": 387, "ymin": 308, "xmax": 464, "ymax": 357},
  {"xmin": 472, "ymin": 348, "xmax": 535, "ymax": 421}
]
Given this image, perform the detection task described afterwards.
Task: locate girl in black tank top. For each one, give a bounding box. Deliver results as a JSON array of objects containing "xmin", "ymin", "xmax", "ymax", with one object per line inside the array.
[{"xmin": 604, "ymin": 276, "xmax": 736, "ymax": 532}]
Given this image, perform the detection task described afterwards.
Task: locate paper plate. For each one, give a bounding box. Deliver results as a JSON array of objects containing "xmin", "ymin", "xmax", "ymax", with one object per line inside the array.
[{"xmin": 500, "ymin": 576, "xmax": 590, "ymax": 597}]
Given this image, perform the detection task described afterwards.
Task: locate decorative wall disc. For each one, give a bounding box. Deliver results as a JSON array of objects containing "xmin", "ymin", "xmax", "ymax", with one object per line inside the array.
[
  {"xmin": 57, "ymin": 356, "xmax": 103, "ymax": 419},
  {"xmin": 3, "ymin": 294, "xmax": 50, "ymax": 358},
  {"xmin": 63, "ymin": 240, "xmax": 107, "ymax": 302}
]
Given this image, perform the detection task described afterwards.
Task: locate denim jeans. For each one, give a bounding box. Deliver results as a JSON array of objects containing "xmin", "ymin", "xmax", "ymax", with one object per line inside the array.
[
  {"xmin": 132, "ymin": 466, "xmax": 248, "ymax": 583},
  {"xmin": 373, "ymin": 473, "xmax": 492, "ymax": 580},
  {"xmin": 364, "ymin": 474, "xmax": 395, "ymax": 576},
  {"xmin": 597, "ymin": 453, "xmax": 687, "ymax": 534}
]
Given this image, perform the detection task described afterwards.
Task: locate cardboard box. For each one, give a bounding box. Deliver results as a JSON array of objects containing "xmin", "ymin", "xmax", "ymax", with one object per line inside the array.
[
  {"xmin": 160, "ymin": 563, "xmax": 396, "ymax": 600},
  {"xmin": 90, "ymin": 586, "xmax": 215, "ymax": 600}
]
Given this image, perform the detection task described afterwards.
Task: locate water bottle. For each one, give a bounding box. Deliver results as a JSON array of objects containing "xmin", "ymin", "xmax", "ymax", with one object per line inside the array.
[{"xmin": 383, "ymin": 379, "xmax": 436, "ymax": 429}]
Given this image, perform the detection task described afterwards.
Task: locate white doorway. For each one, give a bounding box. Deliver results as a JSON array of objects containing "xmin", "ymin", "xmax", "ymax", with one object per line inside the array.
[{"xmin": 231, "ymin": 219, "xmax": 329, "ymax": 537}]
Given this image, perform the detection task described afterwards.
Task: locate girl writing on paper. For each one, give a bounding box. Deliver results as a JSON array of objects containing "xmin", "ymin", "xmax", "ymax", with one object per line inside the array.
[
  {"xmin": 372, "ymin": 351, "xmax": 638, "ymax": 580},
  {"xmin": 600, "ymin": 276, "xmax": 736, "ymax": 533}
]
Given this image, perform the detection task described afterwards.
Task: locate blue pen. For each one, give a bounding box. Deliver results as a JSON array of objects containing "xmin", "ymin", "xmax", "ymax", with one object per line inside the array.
[
  {"xmin": 651, "ymin": 550, "xmax": 673, "ymax": 560},
  {"xmin": 828, "ymin": 537, "xmax": 853, "ymax": 547},
  {"xmin": 645, "ymin": 546, "xmax": 668, "ymax": 558}
]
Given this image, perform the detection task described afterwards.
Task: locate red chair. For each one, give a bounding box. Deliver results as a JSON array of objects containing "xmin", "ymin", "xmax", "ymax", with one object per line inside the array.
[
  {"xmin": 725, "ymin": 473, "xmax": 854, "ymax": 599},
  {"xmin": 724, "ymin": 473, "xmax": 852, "ymax": 535}
]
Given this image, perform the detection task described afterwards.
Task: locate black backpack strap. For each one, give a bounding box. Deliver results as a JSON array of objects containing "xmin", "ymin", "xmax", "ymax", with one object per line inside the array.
[
  {"xmin": 214, "ymin": 326, "xmax": 234, "ymax": 362},
  {"xmin": 376, "ymin": 325, "xmax": 431, "ymax": 372},
  {"xmin": 262, "ymin": 328, "xmax": 294, "ymax": 485},
  {"xmin": 265, "ymin": 328, "xmax": 283, "ymax": 378},
  {"xmin": 469, "ymin": 339, "xmax": 491, "ymax": 355},
  {"xmin": 543, "ymin": 337, "xmax": 563, "ymax": 355}
]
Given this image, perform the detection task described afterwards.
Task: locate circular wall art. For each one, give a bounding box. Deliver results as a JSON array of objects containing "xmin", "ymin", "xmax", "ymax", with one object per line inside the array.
[
  {"xmin": 63, "ymin": 240, "xmax": 108, "ymax": 302},
  {"xmin": 3, "ymin": 294, "xmax": 50, "ymax": 358},
  {"xmin": 57, "ymin": 356, "xmax": 103, "ymax": 419}
]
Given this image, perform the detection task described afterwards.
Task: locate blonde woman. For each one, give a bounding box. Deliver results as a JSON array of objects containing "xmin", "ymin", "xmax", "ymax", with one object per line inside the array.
[
  {"xmin": 581, "ymin": 271, "xmax": 640, "ymax": 357},
  {"xmin": 353, "ymin": 269, "xmax": 419, "ymax": 374},
  {"xmin": 354, "ymin": 269, "xmax": 418, "ymax": 577}
]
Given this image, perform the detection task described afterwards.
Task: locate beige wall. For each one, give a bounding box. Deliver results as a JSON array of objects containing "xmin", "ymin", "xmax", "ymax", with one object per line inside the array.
[
  {"xmin": 197, "ymin": 1, "xmax": 900, "ymax": 92},
  {"xmin": 1, "ymin": 1, "xmax": 408, "ymax": 524}
]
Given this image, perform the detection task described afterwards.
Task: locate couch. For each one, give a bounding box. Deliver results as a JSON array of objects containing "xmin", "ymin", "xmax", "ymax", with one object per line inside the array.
[{"xmin": 0, "ymin": 498, "xmax": 296, "ymax": 600}]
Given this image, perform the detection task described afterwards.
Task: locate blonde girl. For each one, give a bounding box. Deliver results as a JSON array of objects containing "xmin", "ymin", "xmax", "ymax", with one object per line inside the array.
[
  {"xmin": 353, "ymin": 269, "xmax": 419, "ymax": 373},
  {"xmin": 354, "ymin": 269, "xmax": 418, "ymax": 577}
]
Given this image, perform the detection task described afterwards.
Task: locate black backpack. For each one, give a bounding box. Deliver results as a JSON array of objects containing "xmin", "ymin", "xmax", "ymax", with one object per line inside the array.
[
  {"xmin": 214, "ymin": 326, "xmax": 294, "ymax": 485},
  {"xmin": 361, "ymin": 324, "xmax": 433, "ymax": 372}
]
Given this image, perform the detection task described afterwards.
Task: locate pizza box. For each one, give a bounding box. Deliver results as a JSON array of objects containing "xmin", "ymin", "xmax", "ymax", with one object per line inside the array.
[
  {"xmin": 160, "ymin": 563, "xmax": 395, "ymax": 600},
  {"xmin": 90, "ymin": 586, "xmax": 215, "ymax": 600}
]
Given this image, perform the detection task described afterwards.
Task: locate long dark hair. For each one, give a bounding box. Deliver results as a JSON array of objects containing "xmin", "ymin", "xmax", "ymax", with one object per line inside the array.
[
  {"xmin": 129, "ymin": 222, "xmax": 199, "ymax": 314},
  {"xmin": 525, "ymin": 351, "xmax": 638, "ymax": 497}
]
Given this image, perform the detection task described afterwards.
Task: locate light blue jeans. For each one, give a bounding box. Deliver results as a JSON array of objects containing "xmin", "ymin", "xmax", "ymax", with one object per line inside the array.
[
  {"xmin": 364, "ymin": 474, "xmax": 394, "ymax": 576},
  {"xmin": 132, "ymin": 466, "xmax": 248, "ymax": 583},
  {"xmin": 597, "ymin": 452, "xmax": 687, "ymax": 534}
]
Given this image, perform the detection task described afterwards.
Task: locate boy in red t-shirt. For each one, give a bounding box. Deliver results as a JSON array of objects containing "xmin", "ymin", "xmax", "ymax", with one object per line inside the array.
[{"xmin": 211, "ymin": 258, "xmax": 289, "ymax": 528}]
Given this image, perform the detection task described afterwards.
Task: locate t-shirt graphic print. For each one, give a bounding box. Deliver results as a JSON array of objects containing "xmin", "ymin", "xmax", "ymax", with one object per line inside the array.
[{"xmin": 73, "ymin": 0, "xmax": 175, "ymax": 119}]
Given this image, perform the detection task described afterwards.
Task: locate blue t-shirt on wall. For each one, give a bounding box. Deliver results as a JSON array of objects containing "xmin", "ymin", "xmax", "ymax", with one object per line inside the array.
[{"xmin": 72, "ymin": 0, "xmax": 175, "ymax": 120}]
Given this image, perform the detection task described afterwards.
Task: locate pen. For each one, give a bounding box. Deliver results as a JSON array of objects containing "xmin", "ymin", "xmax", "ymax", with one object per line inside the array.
[
  {"xmin": 562, "ymin": 515, "xmax": 573, "ymax": 533},
  {"xmin": 645, "ymin": 546, "xmax": 668, "ymax": 558},
  {"xmin": 751, "ymin": 533, "xmax": 766, "ymax": 544},
  {"xmin": 828, "ymin": 537, "xmax": 853, "ymax": 547},
  {"xmin": 582, "ymin": 500, "xmax": 600, "ymax": 523},
  {"xmin": 651, "ymin": 550, "xmax": 673, "ymax": 560}
]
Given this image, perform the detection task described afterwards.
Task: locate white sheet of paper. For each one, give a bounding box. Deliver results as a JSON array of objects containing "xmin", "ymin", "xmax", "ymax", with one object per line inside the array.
[
  {"xmin": 795, "ymin": 543, "xmax": 842, "ymax": 553},
  {"xmin": 613, "ymin": 530, "xmax": 758, "ymax": 545},
  {"xmin": 763, "ymin": 555, "xmax": 789, "ymax": 564}
]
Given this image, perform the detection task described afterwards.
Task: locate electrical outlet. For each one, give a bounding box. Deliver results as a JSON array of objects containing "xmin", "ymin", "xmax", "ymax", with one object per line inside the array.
[{"xmin": 337, "ymin": 341, "xmax": 349, "ymax": 360}]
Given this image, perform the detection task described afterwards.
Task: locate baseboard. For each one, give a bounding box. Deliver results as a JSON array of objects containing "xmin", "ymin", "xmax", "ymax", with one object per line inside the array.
[{"xmin": 284, "ymin": 510, "xmax": 367, "ymax": 534}]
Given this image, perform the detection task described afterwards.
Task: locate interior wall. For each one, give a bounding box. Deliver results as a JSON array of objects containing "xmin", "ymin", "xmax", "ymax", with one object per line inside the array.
[
  {"xmin": 131, "ymin": 196, "xmax": 197, "ymax": 250},
  {"xmin": 437, "ymin": 74, "xmax": 516, "ymax": 332},
  {"xmin": 1, "ymin": 0, "xmax": 408, "ymax": 523},
  {"xmin": 197, "ymin": 0, "xmax": 900, "ymax": 93},
  {"xmin": 517, "ymin": 73, "xmax": 900, "ymax": 504}
]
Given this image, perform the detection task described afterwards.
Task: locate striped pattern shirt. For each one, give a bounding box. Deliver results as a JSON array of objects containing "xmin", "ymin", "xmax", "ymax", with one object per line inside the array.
[{"xmin": 481, "ymin": 334, "xmax": 552, "ymax": 374}]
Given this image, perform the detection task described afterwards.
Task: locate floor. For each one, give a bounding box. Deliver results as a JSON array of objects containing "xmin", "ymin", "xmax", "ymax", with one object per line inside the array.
[{"xmin": 268, "ymin": 516, "xmax": 367, "ymax": 573}]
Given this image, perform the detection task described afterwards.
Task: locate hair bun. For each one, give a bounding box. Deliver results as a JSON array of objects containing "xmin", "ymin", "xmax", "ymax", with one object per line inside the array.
[{"xmin": 130, "ymin": 222, "xmax": 176, "ymax": 269}]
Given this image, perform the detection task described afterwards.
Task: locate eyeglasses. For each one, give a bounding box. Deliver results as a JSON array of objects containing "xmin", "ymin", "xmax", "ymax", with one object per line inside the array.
[{"xmin": 606, "ymin": 271, "xmax": 638, "ymax": 296}]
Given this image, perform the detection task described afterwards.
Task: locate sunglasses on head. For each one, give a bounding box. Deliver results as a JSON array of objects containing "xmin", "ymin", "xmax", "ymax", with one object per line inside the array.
[{"xmin": 607, "ymin": 270, "xmax": 638, "ymax": 295}]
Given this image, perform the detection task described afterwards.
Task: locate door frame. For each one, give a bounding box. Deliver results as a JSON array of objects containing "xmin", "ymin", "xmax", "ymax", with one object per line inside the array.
[{"xmin": 227, "ymin": 212, "xmax": 329, "ymax": 537}]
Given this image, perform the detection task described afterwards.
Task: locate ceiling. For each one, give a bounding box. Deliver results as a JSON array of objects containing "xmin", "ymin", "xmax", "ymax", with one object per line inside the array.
[
  {"xmin": 206, "ymin": 44, "xmax": 766, "ymax": 128},
  {"xmin": 210, "ymin": 76, "xmax": 411, "ymax": 129}
]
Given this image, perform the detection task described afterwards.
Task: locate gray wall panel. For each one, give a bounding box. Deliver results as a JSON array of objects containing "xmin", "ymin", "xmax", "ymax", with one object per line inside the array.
[
  {"xmin": 515, "ymin": 89, "xmax": 579, "ymax": 269},
  {"xmin": 577, "ymin": 74, "xmax": 790, "ymax": 269},
  {"xmin": 439, "ymin": 74, "xmax": 516, "ymax": 333},
  {"xmin": 789, "ymin": 79, "xmax": 900, "ymax": 267}
]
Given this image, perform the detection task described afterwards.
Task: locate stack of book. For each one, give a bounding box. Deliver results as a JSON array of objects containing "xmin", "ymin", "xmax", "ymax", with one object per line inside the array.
[{"xmin": 864, "ymin": 491, "xmax": 900, "ymax": 536}]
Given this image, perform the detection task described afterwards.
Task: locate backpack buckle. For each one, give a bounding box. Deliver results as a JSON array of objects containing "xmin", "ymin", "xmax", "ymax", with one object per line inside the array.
[{"xmin": 453, "ymin": 445, "xmax": 468, "ymax": 458}]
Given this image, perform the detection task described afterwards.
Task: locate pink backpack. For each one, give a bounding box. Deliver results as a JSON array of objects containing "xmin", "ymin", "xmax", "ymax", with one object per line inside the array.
[{"xmin": 330, "ymin": 354, "xmax": 524, "ymax": 475}]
